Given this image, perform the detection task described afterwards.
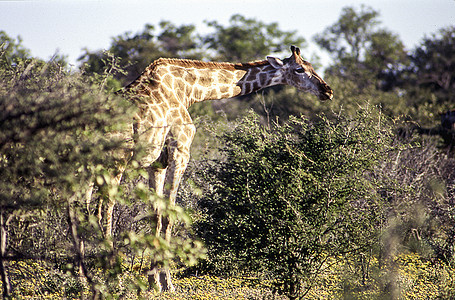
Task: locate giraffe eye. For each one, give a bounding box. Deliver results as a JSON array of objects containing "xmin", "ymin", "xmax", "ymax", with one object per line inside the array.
[{"xmin": 295, "ymin": 68, "xmax": 305, "ymax": 74}]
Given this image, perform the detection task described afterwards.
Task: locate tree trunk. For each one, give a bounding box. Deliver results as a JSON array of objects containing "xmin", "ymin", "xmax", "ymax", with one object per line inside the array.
[
  {"xmin": 0, "ymin": 211, "xmax": 11, "ymax": 298},
  {"xmin": 67, "ymin": 196, "xmax": 100, "ymax": 299}
]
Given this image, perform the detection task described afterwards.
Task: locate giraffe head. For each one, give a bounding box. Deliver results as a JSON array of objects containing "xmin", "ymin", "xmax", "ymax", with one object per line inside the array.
[{"xmin": 267, "ymin": 46, "xmax": 333, "ymax": 101}]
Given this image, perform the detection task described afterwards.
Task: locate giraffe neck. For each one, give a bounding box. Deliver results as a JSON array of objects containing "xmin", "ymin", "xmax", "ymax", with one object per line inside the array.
[
  {"xmin": 235, "ymin": 63, "xmax": 284, "ymax": 97},
  {"xmin": 125, "ymin": 58, "xmax": 284, "ymax": 108}
]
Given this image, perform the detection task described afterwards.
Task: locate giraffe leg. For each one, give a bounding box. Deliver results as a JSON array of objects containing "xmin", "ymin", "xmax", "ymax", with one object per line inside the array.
[
  {"xmin": 105, "ymin": 171, "xmax": 124, "ymax": 238},
  {"xmin": 149, "ymin": 147, "xmax": 169, "ymax": 195},
  {"xmin": 102, "ymin": 150, "xmax": 132, "ymax": 238},
  {"xmin": 130, "ymin": 122, "xmax": 175, "ymax": 291},
  {"xmin": 147, "ymin": 122, "xmax": 196, "ymax": 292},
  {"xmin": 160, "ymin": 123, "xmax": 196, "ymax": 292},
  {"xmin": 147, "ymin": 150, "xmax": 168, "ymax": 292},
  {"xmin": 147, "ymin": 144, "xmax": 179, "ymax": 292}
]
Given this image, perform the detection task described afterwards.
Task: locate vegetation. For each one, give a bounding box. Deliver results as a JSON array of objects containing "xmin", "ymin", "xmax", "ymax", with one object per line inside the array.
[
  {"xmin": 1, "ymin": 5, "xmax": 455, "ymax": 299},
  {"xmin": 191, "ymin": 109, "xmax": 393, "ymax": 299},
  {"xmin": 0, "ymin": 48, "xmax": 203, "ymax": 299}
]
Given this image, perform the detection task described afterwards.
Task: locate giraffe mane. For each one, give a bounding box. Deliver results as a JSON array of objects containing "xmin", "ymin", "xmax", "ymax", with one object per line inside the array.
[{"xmin": 151, "ymin": 57, "xmax": 270, "ymax": 71}]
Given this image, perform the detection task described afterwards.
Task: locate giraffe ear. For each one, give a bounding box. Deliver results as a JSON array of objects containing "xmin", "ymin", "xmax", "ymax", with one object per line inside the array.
[{"xmin": 267, "ymin": 56, "xmax": 284, "ymax": 69}]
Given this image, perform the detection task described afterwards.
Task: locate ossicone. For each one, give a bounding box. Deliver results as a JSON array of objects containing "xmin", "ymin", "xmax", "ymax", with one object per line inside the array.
[{"xmin": 290, "ymin": 45, "xmax": 301, "ymax": 57}]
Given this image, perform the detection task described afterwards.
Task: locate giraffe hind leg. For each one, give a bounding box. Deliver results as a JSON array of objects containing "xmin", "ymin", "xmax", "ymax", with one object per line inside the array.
[
  {"xmin": 149, "ymin": 146, "xmax": 168, "ymax": 195},
  {"xmin": 156, "ymin": 124, "xmax": 196, "ymax": 292},
  {"xmin": 147, "ymin": 125, "xmax": 196, "ymax": 292},
  {"xmin": 145, "ymin": 141, "xmax": 173, "ymax": 292}
]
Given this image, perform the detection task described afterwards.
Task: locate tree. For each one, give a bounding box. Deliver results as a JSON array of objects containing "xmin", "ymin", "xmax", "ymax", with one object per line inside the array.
[
  {"xmin": 314, "ymin": 5, "xmax": 408, "ymax": 90},
  {"xmin": 204, "ymin": 14, "xmax": 306, "ymax": 62},
  {"xmin": 410, "ymin": 26, "xmax": 455, "ymax": 93},
  {"xmin": 315, "ymin": 5, "xmax": 379, "ymax": 62},
  {"xmin": 158, "ymin": 21, "xmax": 200, "ymax": 57},
  {"xmin": 0, "ymin": 31, "xmax": 31, "ymax": 68},
  {"xmin": 403, "ymin": 26, "xmax": 455, "ymax": 121}
]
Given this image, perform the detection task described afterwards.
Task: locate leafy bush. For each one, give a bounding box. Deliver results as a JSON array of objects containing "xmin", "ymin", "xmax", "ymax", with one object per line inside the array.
[{"xmin": 191, "ymin": 106, "xmax": 397, "ymax": 299}]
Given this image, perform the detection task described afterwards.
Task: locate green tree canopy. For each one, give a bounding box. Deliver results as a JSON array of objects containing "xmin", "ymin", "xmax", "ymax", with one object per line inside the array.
[
  {"xmin": 314, "ymin": 5, "xmax": 408, "ymax": 90},
  {"xmin": 0, "ymin": 31, "xmax": 31, "ymax": 68},
  {"xmin": 204, "ymin": 14, "xmax": 306, "ymax": 62},
  {"xmin": 314, "ymin": 5, "xmax": 379, "ymax": 62},
  {"xmin": 406, "ymin": 26, "xmax": 455, "ymax": 104},
  {"xmin": 0, "ymin": 31, "xmax": 31, "ymax": 69}
]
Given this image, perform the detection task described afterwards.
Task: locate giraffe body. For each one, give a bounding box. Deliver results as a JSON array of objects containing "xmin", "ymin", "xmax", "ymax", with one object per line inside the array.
[{"xmin": 113, "ymin": 46, "xmax": 333, "ymax": 291}]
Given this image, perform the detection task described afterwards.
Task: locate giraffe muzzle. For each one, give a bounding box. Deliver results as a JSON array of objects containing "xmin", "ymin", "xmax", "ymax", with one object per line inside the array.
[{"xmin": 319, "ymin": 87, "xmax": 334, "ymax": 101}]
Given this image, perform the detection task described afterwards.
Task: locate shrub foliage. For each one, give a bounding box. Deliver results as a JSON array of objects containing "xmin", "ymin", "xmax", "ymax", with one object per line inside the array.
[{"xmin": 191, "ymin": 108, "xmax": 396, "ymax": 298}]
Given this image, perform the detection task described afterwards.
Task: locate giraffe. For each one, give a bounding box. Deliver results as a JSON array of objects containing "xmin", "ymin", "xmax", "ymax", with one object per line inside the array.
[{"xmin": 113, "ymin": 45, "xmax": 333, "ymax": 291}]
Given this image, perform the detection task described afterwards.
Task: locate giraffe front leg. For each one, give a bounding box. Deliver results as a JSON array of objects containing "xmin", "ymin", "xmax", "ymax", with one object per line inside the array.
[
  {"xmin": 105, "ymin": 171, "xmax": 124, "ymax": 239},
  {"xmin": 147, "ymin": 160, "xmax": 167, "ymax": 292}
]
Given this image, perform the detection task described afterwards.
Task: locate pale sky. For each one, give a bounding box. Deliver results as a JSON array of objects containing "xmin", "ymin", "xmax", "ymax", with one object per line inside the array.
[{"xmin": 1, "ymin": 0, "xmax": 454, "ymax": 69}]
